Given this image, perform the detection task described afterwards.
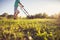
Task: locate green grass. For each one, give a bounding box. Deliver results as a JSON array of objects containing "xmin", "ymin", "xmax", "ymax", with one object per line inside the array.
[{"xmin": 0, "ymin": 18, "xmax": 60, "ymax": 40}]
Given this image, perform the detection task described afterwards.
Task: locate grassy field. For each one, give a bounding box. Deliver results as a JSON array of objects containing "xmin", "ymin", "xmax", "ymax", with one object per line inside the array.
[{"xmin": 0, "ymin": 18, "xmax": 60, "ymax": 40}]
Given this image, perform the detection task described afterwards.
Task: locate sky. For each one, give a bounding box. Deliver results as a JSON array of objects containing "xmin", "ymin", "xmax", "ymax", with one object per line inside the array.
[{"xmin": 0, "ymin": 0, "xmax": 60, "ymax": 17}]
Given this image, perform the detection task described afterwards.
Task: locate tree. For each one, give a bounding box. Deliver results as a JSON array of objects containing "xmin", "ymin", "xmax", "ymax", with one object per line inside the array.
[
  {"xmin": 2, "ymin": 12, "xmax": 8, "ymax": 17},
  {"xmin": 7, "ymin": 15, "xmax": 14, "ymax": 19},
  {"xmin": 35, "ymin": 13, "xmax": 43, "ymax": 18},
  {"xmin": 42, "ymin": 12, "xmax": 48, "ymax": 18}
]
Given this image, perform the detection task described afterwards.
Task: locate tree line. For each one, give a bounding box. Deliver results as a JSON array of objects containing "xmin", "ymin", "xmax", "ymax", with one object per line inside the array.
[{"xmin": 0, "ymin": 12, "xmax": 60, "ymax": 19}]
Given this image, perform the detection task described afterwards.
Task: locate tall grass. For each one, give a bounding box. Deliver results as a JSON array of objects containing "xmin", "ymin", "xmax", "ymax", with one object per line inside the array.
[{"xmin": 0, "ymin": 18, "xmax": 59, "ymax": 40}]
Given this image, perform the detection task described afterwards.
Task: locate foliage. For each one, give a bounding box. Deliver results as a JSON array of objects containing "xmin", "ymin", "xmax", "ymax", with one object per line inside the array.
[
  {"xmin": 0, "ymin": 19, "xmax": 60, "ymax": 40},
  {"xmin": 2, "ymin": 12, "xmax": 8, "ymax": 17},
  {"xmin": 27, "ymin": 13, "xmax": 48, "ymax": 19}
]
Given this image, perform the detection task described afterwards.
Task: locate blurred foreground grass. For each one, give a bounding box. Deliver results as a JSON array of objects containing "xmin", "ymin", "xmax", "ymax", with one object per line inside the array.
[{"xmin": 0, "ymin": 18, "xmax": 60, "ymax": 40}]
